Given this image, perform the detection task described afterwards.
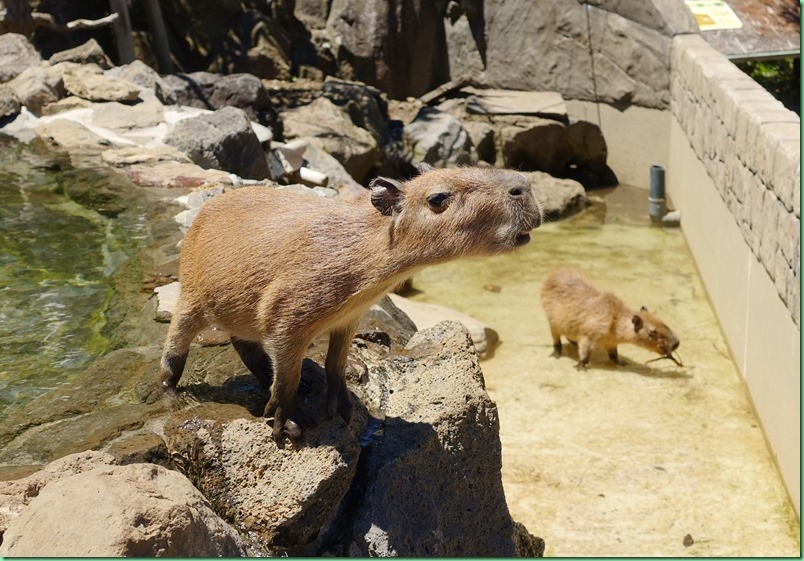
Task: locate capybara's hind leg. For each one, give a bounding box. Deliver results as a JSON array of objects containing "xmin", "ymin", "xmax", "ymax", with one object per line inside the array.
[
  {"xmin": 230, "ymin": 337, "xmax": 274, "ymax": 389},
  {"xmin": 325, "ymin": 326, "xmax": 356, "ymax": 422},
  {"xmin": 160, "ymin": 305, "xmax": 204, "ymax": 393}
]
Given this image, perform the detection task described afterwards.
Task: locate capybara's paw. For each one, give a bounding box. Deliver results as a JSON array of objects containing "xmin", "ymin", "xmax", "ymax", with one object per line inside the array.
[{"xmin": 265, "ymin": 406, "xmax": 315, "ymax": 448}]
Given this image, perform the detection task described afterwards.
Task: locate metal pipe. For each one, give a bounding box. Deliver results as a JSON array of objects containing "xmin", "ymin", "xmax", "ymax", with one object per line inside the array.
[{"xmin": 648, "ymin": 164, "xmax": 680, "ymax": 226}]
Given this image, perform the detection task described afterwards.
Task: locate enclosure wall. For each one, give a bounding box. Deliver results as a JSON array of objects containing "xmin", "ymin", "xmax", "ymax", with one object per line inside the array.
[{"xmin": 667, "ymin": 34, "xmax": 800, "ymax": 514}]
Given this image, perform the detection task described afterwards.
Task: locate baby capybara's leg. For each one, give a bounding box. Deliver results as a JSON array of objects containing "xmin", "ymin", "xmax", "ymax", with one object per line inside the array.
[
  {"xmin": 262, "ymin": 346, "xmax": 313, "ymax": 446},
  {"xmin": 160, "ymin": 304, "xmax": 205, "ymax": 393},
  {"xmin": 325, "ymin": 326, "xmax": 356, "ymax": 423},
  {"xmin": 230, "ymin": 337, "xmax": 274, "ymax": 389},
  {"xmin": 549, "ymin": 324, "xmax": 563, "ymax": 358}
]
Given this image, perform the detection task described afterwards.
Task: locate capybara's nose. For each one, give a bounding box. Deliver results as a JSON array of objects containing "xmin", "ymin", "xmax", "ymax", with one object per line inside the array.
[{"xmin": 671, "ymin": 339, "xmax": 680, "ymax": 351}]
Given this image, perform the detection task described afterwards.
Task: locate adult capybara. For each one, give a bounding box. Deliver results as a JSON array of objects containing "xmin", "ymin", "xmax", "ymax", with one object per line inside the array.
[
  {"xmin": 160, "ymin": 164, "xmax": 543, "ymax": 444},
  {"xmin": 540, "ymin": 267, "xmax": 679, "ymax": 369}
]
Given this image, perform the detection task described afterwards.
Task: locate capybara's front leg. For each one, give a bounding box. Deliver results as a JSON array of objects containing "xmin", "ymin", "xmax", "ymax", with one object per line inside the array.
[
  {"xmin": 160, "ymin": 304, "xmax": 204, "ymax": 393},
  {"xmin": 548, "ymin": 325, "xmax": 562, "ymax": 358},
  {"xmin": 325, "ymin": 326, "xmax": 356, "ymax": 423}
]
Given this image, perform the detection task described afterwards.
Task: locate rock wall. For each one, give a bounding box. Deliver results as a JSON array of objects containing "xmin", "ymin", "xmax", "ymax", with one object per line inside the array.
[{"xmin": 12, "ymin": 0, "xmax": 698, "ymax": 108}]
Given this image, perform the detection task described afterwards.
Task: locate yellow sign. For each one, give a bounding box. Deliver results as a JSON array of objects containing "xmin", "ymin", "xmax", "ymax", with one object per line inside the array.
[{"xmin": 684, "ymin": 0, "xmax": 743, "ymax": 30}]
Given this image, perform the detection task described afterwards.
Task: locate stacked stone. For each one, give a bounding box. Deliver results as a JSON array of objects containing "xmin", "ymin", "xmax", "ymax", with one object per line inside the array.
[{"xmin": 671, "ymin": 34, "xmax": 800, "ymax": 327}]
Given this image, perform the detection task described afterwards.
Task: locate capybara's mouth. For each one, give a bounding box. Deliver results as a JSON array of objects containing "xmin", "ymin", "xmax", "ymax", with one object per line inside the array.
[
  {"xmin": 646, "ymin": 353, "xmax": 684, "ymax": 367},
  {"xmin": 515, "ymin": 231, "xmax": 531, "ymax": 246}
]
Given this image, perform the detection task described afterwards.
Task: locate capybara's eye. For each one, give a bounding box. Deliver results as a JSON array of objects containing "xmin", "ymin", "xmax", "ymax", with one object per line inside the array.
[{"xmin": 427, "ymin": 192, "xmax": 451, "ymax": 209}]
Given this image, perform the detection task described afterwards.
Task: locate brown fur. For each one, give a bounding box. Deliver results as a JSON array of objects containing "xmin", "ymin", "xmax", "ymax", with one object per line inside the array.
[
  {"xmin": 540, "ymin": 267, "xmax": 679, "ymax": 368},
  {"xmin": 160, "ymin": 165, "xmax": 542, "ymax": 444}
]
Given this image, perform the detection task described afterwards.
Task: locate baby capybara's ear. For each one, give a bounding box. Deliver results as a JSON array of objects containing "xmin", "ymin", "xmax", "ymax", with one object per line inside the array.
[
  {"xmin": 369, "ymin": 176, "xmax": 404, "ymax": 216},
  {"xmin": 417, "ymin": 162, "xmax": 435, "ymax": 175}
]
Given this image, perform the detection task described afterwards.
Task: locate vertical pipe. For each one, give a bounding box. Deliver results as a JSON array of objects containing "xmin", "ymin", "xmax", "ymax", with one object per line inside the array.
[{"xmin": 648, "ymin": 164, "xmax": 666, "ymax": 223}]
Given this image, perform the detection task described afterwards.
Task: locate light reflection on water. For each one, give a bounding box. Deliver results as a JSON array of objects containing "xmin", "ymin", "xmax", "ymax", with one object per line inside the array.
[{"xmin": 0, "ymin": 138, "xmax": 152, "ymax": 414}]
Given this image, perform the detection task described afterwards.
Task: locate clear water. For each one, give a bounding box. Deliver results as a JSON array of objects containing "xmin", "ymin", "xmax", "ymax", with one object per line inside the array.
[{"xmin": 0, "ymin": 137, "xmax": 154, "ymax": 414}]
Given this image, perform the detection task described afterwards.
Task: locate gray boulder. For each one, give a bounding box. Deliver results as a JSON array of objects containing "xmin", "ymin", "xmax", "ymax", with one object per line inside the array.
[
  {"xmin": 0, "ymin": 84, "xmax": 20, "ymax": 119},
  {"xmin": 322, "ymin": 77, "xmax": 390, "ymax": 146},
  {"xmin": 0, "ymin": 453, "xmax": 246, "ymax": 557},
  {"xmin": 162, "ymin": 71, "xmax": 279, "ymax": 131},
  {"xmin": 106, "ymin": 59, "xmax": 178, "ymax": 105},
  {"xmin": 498, "ymin": 115, "xmax": 569, "ymax": 173},
  {"xmin": 6, "ymin": 65, "xmax": 64, "ymax": 115},
  {"xmin": 0, "ymin": 32, "xmax": 42, "ymax": 83},
  {"xmin": 48, "ymin": 38, "xmax": 113, "ymax": 69},
  {"xmin": 164, "ymin": 106, "xmax": 271, "ymax": 180},
  {"xmin": 523, "ymin": 171, "xmax": 588, "ymax": 220},
  {"xmin": 345, "ymin": 321, "xmax": 526, "ymax": 556},
  {"xmin": 403, "ymin": 106, "xmax": 476, "ymax": 168},
  {"xmin": 281, "ymin": 96, "xmax": 380, "ymax": 183}
]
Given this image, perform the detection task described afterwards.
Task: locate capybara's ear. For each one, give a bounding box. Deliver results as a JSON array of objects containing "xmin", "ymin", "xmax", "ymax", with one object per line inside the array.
[
  {"xmin": 640, "ymin": 305, "xmax": 649, "ymax": 312},
  {"xmin": 632, "ymin": 314, "xmax": 644, "ymax": 332},
  {"xmin": 417, "ymin": 162, "xmax": 435, "ymax": 175},
  {"xmin": 369, "ymin": 176, "xmax": 404, "ymax": 216}
]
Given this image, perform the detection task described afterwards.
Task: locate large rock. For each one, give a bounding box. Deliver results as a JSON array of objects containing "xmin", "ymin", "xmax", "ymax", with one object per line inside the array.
[
  {"xmin": 162, "ymin": 71, "xmax": 279, "ymax": 131},
  {"xmin": 0, "ymin": 84, "xmax": 21, "ymax": 119},
  {"xmin": 48, "ymin": 38, "xmax": 112, "ymax": 69},
  {"xmin": 0, "ymin": 452, "xmax": 246, "ymax": 557},
  {"xmin": 345, "ymin": 321, "xmax": 525, "ymax": 556},
  {"xmin": 281, "ymin": 96, "xmax": 380, "ymax": 183},
  {"xmin": 522, "ymin": 171, "xmax": 588, "ymax": 220},
  {"xmin": 6, "ymin": 65, "xmax": 65, "ymax": 115},
  {"xmin": 402, "ymin": 107, "xmax": 476, "ymax": 168},
  {"xmin": 164, "ymin": 106, "xmax": 271, "ymax": 180},
  {"xmin": 325, "ymin": 0, "xmax": 448, "ymax": 99},
  {"xmin": 164, "ymin": 410, "xmax": 362, "ymax": 555},
  {"xmin": 0, "ymin": 32, "xmax": 42, "ymax": 83},
  {"xmin": 463, "ymin": 0, "xmax": 697, "ymax": 109},
  {"xmin": 58, "ymin": 62, "xmax": 141, "ymax": 103}
]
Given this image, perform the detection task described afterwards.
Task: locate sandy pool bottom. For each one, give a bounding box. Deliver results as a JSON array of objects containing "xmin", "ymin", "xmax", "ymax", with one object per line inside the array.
[{"xmin": 406, "ymin": 186, "xmax": 800, "ymax": 556}]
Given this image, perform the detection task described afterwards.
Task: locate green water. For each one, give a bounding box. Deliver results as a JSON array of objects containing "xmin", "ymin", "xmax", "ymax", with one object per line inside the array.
[{"xmin": 0, "ymin": 138, "xmax": 155, "ymax": 414}]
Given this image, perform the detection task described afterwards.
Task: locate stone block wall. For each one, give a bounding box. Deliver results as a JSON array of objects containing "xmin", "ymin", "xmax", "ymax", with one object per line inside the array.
[{"xmin": 670, "ymin": 34, "xmax": 800, "ymax": 327}]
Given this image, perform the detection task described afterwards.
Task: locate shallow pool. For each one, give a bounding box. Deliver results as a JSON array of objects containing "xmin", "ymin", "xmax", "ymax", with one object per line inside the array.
[
  {"xmin": 0, "ymin": 138, "xmax": 169, "ymax": 415},
  {"xmin": 406, "ymin": 185, "xmax": 800, "ymax": 556}
]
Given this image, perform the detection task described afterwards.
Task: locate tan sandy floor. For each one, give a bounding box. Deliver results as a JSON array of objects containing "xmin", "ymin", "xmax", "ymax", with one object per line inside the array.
[{"xmin": 407, "ymin": 186, "xmax": 800, "ymax": 556}]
